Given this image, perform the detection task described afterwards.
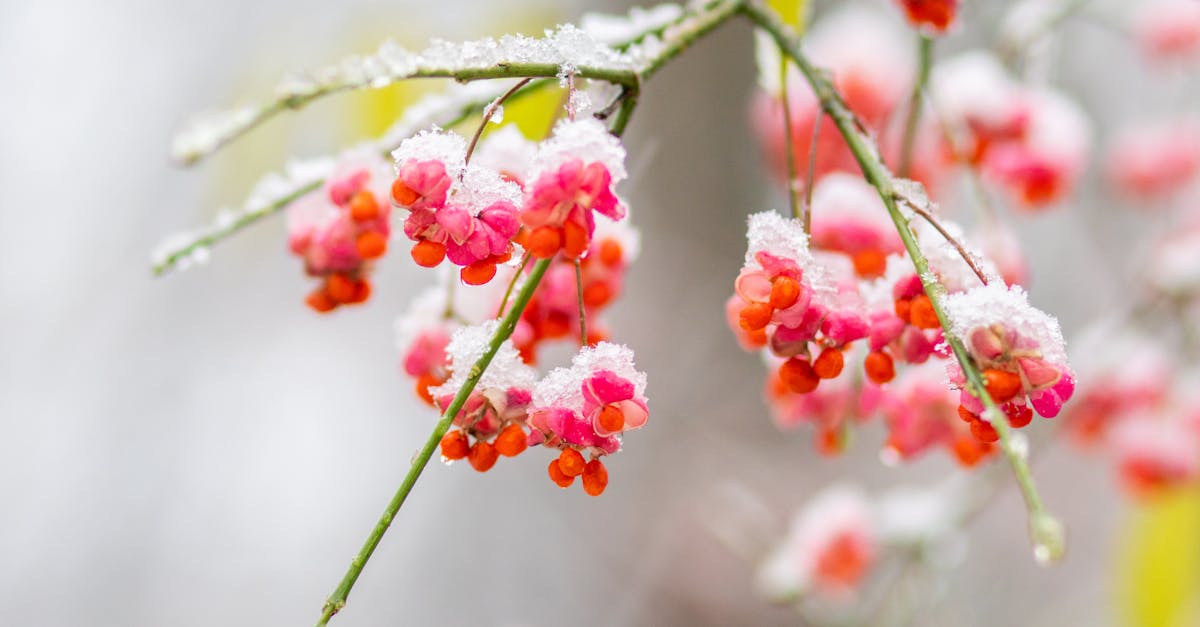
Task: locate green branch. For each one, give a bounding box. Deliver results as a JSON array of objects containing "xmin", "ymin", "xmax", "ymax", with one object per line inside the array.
[
  {"xmin": 316, "ymin": 258, "xmax": 552, "ymax": 626},
  {"xmin": 743, "ymin": 1, "xmax": 1063, "ymax": 562},
  {"xmin": 897, "ymin": 34, "xmax": 932, "ymax": 178}
]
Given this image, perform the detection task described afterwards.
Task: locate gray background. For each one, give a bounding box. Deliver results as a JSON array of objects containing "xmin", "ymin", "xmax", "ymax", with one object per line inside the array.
[{"xmin": 0, "ymin": 0, "xmax": 1176, "ymax": 625}]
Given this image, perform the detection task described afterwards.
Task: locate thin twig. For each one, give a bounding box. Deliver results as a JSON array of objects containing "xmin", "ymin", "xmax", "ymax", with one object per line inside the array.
[
  {"xmin": 897, "ymin": 196, "xmax": 990, "ymax": 286},
  {"xmin": 779, "ymin": 51, "xmax": 801, "ymax": 220},
  {"xmin": 575, "ymin": 259, "xmax": 587, "ymax": 344},
  {"xmin": 463, "ymin": 78, "xmax": 533, "ymax": 167},
  {"xmin": 316, "ymin": 259, "xmax": 553, "ymax": 626},
  {"xmin": 898, "ymin": 35, "xmax": 932, "ymax": 178},
  {"xmin": 495, "ymin": 253, "xmax": 530, "ymax": 318},
  {"xmin": 802, "ymin": 109, "xmax": 820, "ymax": 235},
  {"xmin": 744, "ymin": 0, "xmax": 1063, "ymax": 562}
]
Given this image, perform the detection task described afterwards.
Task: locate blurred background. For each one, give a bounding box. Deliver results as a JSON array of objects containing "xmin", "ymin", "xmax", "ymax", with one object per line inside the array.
[{"xmin": 1, "ymin": 0, "xmax": 1196, "ymax": 625}]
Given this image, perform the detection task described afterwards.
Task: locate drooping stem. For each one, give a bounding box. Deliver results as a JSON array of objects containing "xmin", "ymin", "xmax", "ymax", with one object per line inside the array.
[
  {"xmin": 464, "ymin": 77, "xmax": 533, "ymax": 167},
  {"xmin": 897, "ymin": 34, "xmax": 932, "ymax": 178},
  {"xmin": 802, "ymin": 110, "xmax": 820, "ymax": 235},
  {"xmin": 744, "ymin": 1, "xmax": 1063, "ymax": 561},
  {"xmin": 896, "ymin": 196, "xmax": 990, "ymax": 286},
  {"xmin": 779, "ymin": 52, "xmax": 801, "ymax": 220},
  {"xmin": 316, "ymin": 258, "xmax": 552, "ymax": 626},
  {"xmin": 575, "ymin": 259, "xmax": 587, "ymax": 344}
]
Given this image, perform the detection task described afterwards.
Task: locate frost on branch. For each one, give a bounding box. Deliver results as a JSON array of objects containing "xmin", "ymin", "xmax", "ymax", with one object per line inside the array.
[
  {"xmin": 171, "ymin": 24, "xmax": 637, "ymax": 165},
  {"xmin": 151, "ymin": 156, "xmax": 333, "ymax": 274}
]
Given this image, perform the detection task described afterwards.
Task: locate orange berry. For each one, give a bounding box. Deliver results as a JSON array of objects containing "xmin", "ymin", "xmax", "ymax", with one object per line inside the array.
[
  {"xmin": 779, "ymin": 357, "xmax": 820, "ymax": 394},
  {"xmin": 467, "ymin": 441, "xmax": 499, "ymax": 472},
  {"xmin": 894, "ymin": 298, "xmax": 912, "ymax": 324},
  {"xmin": 738, "ymin": 302, "xmax": 774, "ymax": 331},
  {"xmin": 493, "ymin": 424, "xmax": 528, "ymax": 457},
  {"xmin": 864, "ymin": 351, "xmax": 896, "ymax": 384},
  {"xmin": 746, "ymin": 327, "xmax": 768, "ymax": 348},
  {"xmin": 460, "ymin": 261, "xmax": 497, "ymax": 286},
  {"xmin": 984, "ymin": 369, "xmax": 1023, "ymax": 403},
  {"xmin": 558, "ymin": 449, "xmax": 586, "ymax": 477},
  {"xmin": 813, "ymin": 348, "xmax": 845, "ymax": 379},
  {"xmin": 391, "ymin": 178, "xmax": 419, "ymax": 206},
  {"xmin": 527, "ymin": 226, "xmax": 563, "ymax": 258},
  {"xmin": 325, "ymin": 273, "xmax": 357, "ymax": 303},
  {"xmin": 548, "ymin": 459, "xmax": 574, "ymax": 488},
  {"xmin": 563, "ymin": 221, "xmax": 589, "ymax": 258},
  {"xmin": 415, "ymin": 373, "xmax": 441, "ymax": 406},
  {"xmin": 598, "ymin": 405, "xmax": 625, "ymax": 433},
  {"xmin": 410, "ymin": 240, "xmax": 446, "ymax": 268},
  {"xmin": 346, "ymin": 278, "xmax": 371, "ymax": 304},
  {"xmin": 1008, "ymin": 405, "xmax": 1034, "ymax": 429},
  {"xmin": 909, "ymin": 294, "xmax": 940, "ymax": 329},
  {"xmin": 598, "ymin": 239, "xmax": 623, "ymax": 267},
  {"xmin": 957, "ymin": 404, "xmax": 977, "ymax": 423},
  {"xmin": 355, "ymin": 231, "xmax": 387, "ymax": 259},
  {"xmin": 769, "ymin": 276, "xmax": 802, "ymax": 310},
  {"xmin": 348, "ymin": 190, "xmax": 380, "ymax": 221},
  {"xmin": 952, "ymin": 436, "xmax": 993, "ymax": 468},
  {"xmin": 852, "ymin": 249, "xmax": 887, "ymax": 278},
  {"xmin": 305, "ymin": 289, "xmax": 337, "ymax": 313},
  {"xmin": 970, "ymin": 417, "xmax": 999, "ymax": 443},
  {"xmin": 512, "ymin": 228, "xmax": 530, "ymax": 248},
  {"xmin": 439, "ymin": 430, "xmax": 469, "ymax": 460},
  {"xmin": 583, "ymin": 282, "xmax": 612, "ymax": 308},
  {"xmin": 581, "ymin": 459, "xmax": 608, "ymax": 496}
]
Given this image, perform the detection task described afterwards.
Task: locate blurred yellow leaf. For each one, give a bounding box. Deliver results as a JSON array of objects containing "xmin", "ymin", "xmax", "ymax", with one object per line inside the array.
[
  {"xmin": 1117, "ymin": 487, "xmax": 1200, "ymax": 627},
  {"xmin": 342, "ymin": 8, "xmax": 563, "ymax": 142},
  {"xmin": 767, "ymin": 0, "xmax": 809, "ymax": 31}
]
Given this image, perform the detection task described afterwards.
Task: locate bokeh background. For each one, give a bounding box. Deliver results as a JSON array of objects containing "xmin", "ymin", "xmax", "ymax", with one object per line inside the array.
[{"xmin": 2, "ymin": 0, "xmax": 1196, "ymax": 625}]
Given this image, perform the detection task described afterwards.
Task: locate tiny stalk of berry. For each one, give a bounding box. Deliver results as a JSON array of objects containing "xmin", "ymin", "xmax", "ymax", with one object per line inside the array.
[
  {"xmin": 575, "ymin": 259, "xmax": 587, "ymax": 344},
  {"xmin": 898, "ymin": 34, "xmax": 933, "ymax": 178},
  {"xmin": 316, "ymin": 258, "xmax": 552, "ymax": 627},
  {"xmin": 895, "ymin": 195, "xmax": 990, "ymax": 286},
  {"xmin": 744, "ymin": 0, "xmax": 1065, "ymax": 563},
  {"xmin": 779, "ymin": 47, "xmax": 801, "ymax": 221}
]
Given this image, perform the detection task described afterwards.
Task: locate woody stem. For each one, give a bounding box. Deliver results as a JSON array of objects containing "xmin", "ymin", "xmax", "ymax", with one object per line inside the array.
[{"xmin": 744, "ymin": 0, "xmax": 1063, "ymax": 562}]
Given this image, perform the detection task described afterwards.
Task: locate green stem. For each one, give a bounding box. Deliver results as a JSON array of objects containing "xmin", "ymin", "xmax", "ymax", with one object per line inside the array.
[
  {"xmin": 779, "ymin": 50, "xmax": 801, "ymax": 220},
  {"xmin": 897, "ymin": 35, "xmax": 932, "ymax": 178},
  {"xmin": 495, "ymin": 254, "xmax": 530, "ymax": 318},
  {"xmin": 151, "ymin": 179, "xmax": 322, "ymax": 275},
  {"xmin": 744, "ymin": 1, "xmax": 1063, "ymax": 562},
  {"xmin": 316, "ymin": 259, "xmax": 552, "ymax": 626}
]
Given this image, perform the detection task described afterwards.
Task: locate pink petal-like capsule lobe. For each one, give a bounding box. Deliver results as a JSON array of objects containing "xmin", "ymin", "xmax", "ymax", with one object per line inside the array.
[
  {"xmin": 969, "ymin": 326, "xmax": 1006, "ymax": 362},
  {"xmin": 821, "ymin": 311, "xmax": 870, "ymax": 345},
  {"xmin": 1017, "ymin": 357, "xmax": 1062, "ymax": 390},
  {"xmin": 869, "ymin": 311, "xmax": 906, "ymax": 351},
  {"xmin": 735, "ymin": 270, "xmax": 773, "ymax": 303}
]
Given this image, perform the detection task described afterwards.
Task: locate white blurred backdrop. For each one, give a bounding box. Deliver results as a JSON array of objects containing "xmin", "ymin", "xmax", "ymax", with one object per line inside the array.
[{"xmin": 0, "ymin": 0, "xmax": 1165, "ymax": 625}]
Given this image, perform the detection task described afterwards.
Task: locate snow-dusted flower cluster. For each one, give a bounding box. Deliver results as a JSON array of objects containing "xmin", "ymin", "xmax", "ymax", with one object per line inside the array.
[
  {"xmin": 942, "ymin": 284, "xmax": 1075, "ymax": 433},
  {"xmin": 930, "ymin": 52, "xmax": 1092, "ymax": 209},
  {"xmin": 286, "ymin": 150, "xmax": 393, "ymax": 312},
  {"xmin": 391, "ymin": 118, "xmax": 626, "ymax": 286}
]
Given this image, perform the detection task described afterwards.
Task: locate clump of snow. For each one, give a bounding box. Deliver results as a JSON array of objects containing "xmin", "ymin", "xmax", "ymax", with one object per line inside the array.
[
  {"xmin": 532, "ymin": 341, "xmax": 646, "ymax": 412},
  {"xmin": 431, "ymin": 321, "xmax": 537, "ymax": 399},
  {"xmin": 743, "ymin": 211, "xmax": 838, "ymax": 306},
  {"xmin": 942, "ymin": 283, "xmax": 1068, "ymax": 364},
  {"xmin": 532, "ymin": 118, "xmax": 628, "ymax": 181},
  {"xmin": 581, "ymin": 3, "xmax": 684, "ymax": 44}
]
